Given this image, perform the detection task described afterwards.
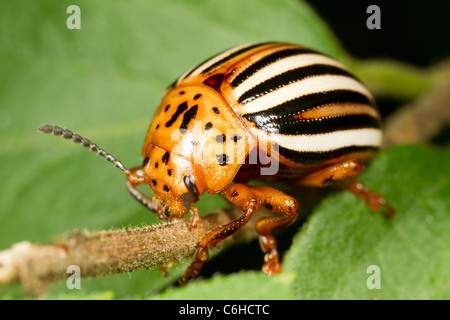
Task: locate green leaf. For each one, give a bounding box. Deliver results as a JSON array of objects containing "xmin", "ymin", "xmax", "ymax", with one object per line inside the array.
[
  {"xmin": 0, "ymin": 0, "xmax": 342, "ymax": 299},
  {"xmin": 284, "ymin": 145, "xmax": 450, "ymax": 300},
  {"xmin": 44, "ymin": 290, "xmax": 115, "ymax": 300}
]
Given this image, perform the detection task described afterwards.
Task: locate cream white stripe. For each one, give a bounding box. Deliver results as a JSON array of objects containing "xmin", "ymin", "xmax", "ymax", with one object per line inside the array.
[
  {"xmin": 259, "ymin": 128, "xmax": 383, "ymax": 152},
  {"xmin": 233, "ymin": 53, "xmax": 350, "ymax": 98},
  {"xmin": 180, "ymin": 43, "xmax": 258, "ymax": 80},
  {"xmin": 238, "ymin": 75, "xmax": 373, "ymax": 115}
]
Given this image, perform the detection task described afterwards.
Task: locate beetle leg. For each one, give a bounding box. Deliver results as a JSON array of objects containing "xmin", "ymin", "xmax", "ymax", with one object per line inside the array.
[
  {"xmin": 180, "ymin": 183, "xmax": 258, "ymax": 284},
  {"xmin": 179, "ymin": 246, "xmax": 209, "ymax": 285},
  {"xmin": 200, "ymin": 183, "xmax": 259, "ymax": 247},
  {"xmin": 250, "ymin": 187, "xmax": 298, "ymax": 275},
  {"xmin": 189, "ymin": 205, "xmax": 201, "ymax": 228},
  {"xmin": 180, "ymin": 183, "xmax": 298, "ymax": 283},
  {"xmin": 292, "ymin": 159, "xmax": 365, "ymax": 187},
  {"xmin": 160, "ymin": 260, "xmax": 178, "ymax": 277},
  {"xmin": 293, "ymin": 159, "xmax": 395, "ymax": 217},
  {"xmin": 345, "ymin": 181, "xmax": 395, "ymax": 217}
]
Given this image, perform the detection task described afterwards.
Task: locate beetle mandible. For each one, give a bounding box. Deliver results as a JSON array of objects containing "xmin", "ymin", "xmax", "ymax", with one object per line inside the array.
[{"xmin": 39, "ymin": 42, "xmax": 394, "ymax": 283}]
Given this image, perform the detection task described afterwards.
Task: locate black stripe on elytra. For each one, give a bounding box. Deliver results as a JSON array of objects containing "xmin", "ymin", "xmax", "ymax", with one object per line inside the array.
[
  {"xmin": 260, "ymin": 114, "xmax": 381, "ymax": 135},
  {"xmin": 179, "ymin": 105, "xmax": 198, "ymax": 133},
  {"xmin": 243, "ymin": 90, "xmax": 373, "ymax": 132},
  {"xmin": 201, "ymin": 43, "xmax": 272, "ymax": 75},
  {"xmin": 180, "ymin": 43, "xmax": 270, "ymax": 81},
  {"xmin": 165, "ymin": 101, "xmax": 188, "ymax": 127},
  {"xmin": 238, "ymin": 64, "xmax": 355, "ymax": 104},
  {"xmin": 278, "ymin": 145, "xmax": 379, "ymax": 166},
  {"xmin": 231, "ymin": 47, "xmax": 316, "ymax": 88}
]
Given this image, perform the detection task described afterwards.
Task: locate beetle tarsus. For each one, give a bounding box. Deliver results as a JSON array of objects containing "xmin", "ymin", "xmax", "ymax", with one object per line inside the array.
[{"xmin": 179, "ymin": 246, "xmax": 209, "ymax": 285}]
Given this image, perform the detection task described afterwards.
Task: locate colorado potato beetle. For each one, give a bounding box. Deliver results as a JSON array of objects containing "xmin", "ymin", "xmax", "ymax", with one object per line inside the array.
[{"xmin": 39, "ymin": 42, "xmax": 394, "ymax": 283}]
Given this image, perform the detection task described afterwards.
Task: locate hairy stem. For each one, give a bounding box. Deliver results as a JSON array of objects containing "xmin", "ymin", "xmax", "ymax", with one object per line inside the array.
[{"xmin": 0, "ymin": 207, "xmax": 255, "ymax": 297}]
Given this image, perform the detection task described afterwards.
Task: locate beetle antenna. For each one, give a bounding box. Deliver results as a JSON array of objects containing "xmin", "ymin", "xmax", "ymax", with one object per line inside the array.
[{"xmin": 38, "ymin": 124, "xmax": 127, "ymax": 172}]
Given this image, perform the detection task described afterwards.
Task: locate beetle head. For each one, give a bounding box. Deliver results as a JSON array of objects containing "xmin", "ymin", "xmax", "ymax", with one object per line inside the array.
[{"xmin": 137, "ymin": 145, "xmax": 206, "ymax": 218}]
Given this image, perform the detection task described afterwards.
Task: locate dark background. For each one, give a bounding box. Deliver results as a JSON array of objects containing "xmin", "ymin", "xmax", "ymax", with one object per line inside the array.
[
  {"xmin": 306, "ymin": 0, "xmax": 450, "ymax": 67},
  {"xmin": 308, "ymin": 0, "xmax": 450, "ymax": 144}
]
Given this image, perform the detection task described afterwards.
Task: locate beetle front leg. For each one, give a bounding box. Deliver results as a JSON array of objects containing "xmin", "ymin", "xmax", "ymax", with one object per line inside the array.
[
  {"xmin": 180, "ymin": 183, "xmax": 258, "ymax": 284},
  {"xmin": 180, "ymin": 183, "xmax": 298, "ymax": 283}
]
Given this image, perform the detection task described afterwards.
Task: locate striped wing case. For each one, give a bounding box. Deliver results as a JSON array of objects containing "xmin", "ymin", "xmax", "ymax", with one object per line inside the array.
[{"xmin": 177, "ymin": 42, "xmax": 381, "ymax": 175}]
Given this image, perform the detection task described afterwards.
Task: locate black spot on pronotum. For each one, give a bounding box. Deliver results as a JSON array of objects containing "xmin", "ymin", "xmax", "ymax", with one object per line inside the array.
[
  {"xmin": 163, "ymin": 185, "xmax": 170, "ymax": 192},
  {"xmin": 167, "ymin": 169, "xmax": 172, "ymax": 176},
  {"xmin": 179, "ymin": 90, "xmax": 185, "ymax": 95},
  {"xmin": 216, "ymin": 154, "xmax": 229, "ymax": 166},
  {"xmin": 151, "ymin": 179, "xmax": 157, "ymax": 186},
  {"xmin": 156, "ymin": 124, "xmax": 160, "ymax": 129},
  {"xmin": 179, "ymin": 105, "xmax": 198, "ymax": 133},
  {"xmin": 205, "ymin": 122, "xmax": 213, "ymax": 130},
  {"xmin": 162, "ymin": 151, "xmax": 170, "ymax": 165},
  {"xmin": 165, "ymin": 101, "xmax": 188, "ymax": 127},
  {"xmin": 183, "ymin": 176, "xmax": 199, "ymax": 197},
  {"xmin": 142, "ymin": 156, "xmax": 149, "ymax": 167},
  {"xmin": 155, "ymin": 162, "xmax": 159, "ymax": 168},
  {"xmin": 215, "ymin": 134, "xmax": 226, "ymax": 143},
  {"xmin": 193, "ymin": 93, "xmax": 202, "ymax": 100},
  {"xmin": 232, "ymin": 134, "xmax": 241, "ymax": 142},
  {"xmin": 212, "ymin": 107, "xmax": 220, "ymax": 114}
]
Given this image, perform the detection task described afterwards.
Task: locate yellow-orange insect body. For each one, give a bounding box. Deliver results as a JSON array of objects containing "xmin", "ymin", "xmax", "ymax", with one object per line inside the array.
[{"xmin": 40, "ymin": 42, "xmax": 394, "ymax": 284}]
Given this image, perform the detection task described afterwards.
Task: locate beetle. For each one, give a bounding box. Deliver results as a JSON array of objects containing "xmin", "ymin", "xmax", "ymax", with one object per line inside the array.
[{"xmin": 39, "ymin": 42, "xmax": 394, "ymax": 283}]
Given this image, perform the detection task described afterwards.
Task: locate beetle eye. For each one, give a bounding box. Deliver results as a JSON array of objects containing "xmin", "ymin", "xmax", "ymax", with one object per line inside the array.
[
  {"xmin": 142, "ymin": 156, "xmax": 149, "ymax": 167},
  {"xmin": 183, "ymin": 175, "xmax": 199, "ymax": 197}
]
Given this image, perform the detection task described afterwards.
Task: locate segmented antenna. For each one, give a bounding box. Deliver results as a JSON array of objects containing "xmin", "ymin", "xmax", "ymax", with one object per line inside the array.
[{"xmin": 38, "ymin": 124, "xmax": 127, "ymax": 172}]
